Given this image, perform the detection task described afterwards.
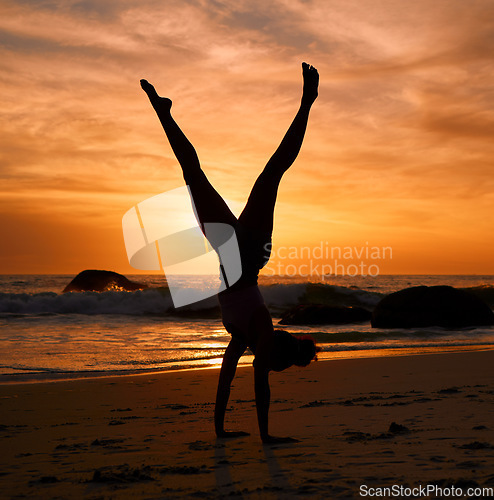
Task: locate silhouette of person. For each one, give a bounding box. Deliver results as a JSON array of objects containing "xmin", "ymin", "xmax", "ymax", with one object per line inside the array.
[{"xmin": 141, "ymin": 63, "xmax": 319, "ymax": 443}]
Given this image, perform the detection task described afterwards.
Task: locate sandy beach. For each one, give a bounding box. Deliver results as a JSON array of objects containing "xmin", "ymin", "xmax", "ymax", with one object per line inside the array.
[{"xmin": 1, "ymin": 350, "xmax": 493, "ymax": 499}]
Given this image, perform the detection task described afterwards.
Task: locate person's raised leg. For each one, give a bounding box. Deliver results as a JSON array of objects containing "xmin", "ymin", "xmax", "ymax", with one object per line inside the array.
[
  {"xmin": 140, "ymin": 79, "xmax": 237, "ymax": 229},
  {"xmin": 238, "ymin": 63, "xmax": 319, "ymax": 237}
]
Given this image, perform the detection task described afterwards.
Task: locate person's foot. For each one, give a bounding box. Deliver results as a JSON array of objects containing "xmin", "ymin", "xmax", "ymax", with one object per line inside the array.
[
  {"xmin": 140, "ymin": 79, "xmax": 172, "ymax": 113},
  {"xmin": 301, "ymin": 62, "xmax": 319, "ymax": 105}
]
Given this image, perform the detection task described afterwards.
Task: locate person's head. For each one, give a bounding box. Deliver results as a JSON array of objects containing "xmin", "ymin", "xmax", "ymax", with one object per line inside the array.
[{"xmin": 269, "ymin": 330, "xmax": 318, "ymax": 372}]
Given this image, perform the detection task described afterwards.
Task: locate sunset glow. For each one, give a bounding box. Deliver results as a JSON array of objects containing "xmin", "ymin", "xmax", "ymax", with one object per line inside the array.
[{"xmin": 1, "ymin": 0, "xmax": 493, "ymax": 275}]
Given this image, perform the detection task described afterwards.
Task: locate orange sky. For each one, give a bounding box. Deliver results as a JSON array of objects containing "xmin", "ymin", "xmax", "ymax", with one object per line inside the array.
[{"xmin": 1, "ymin": 0, "xmax": 493, "ymax": 276}]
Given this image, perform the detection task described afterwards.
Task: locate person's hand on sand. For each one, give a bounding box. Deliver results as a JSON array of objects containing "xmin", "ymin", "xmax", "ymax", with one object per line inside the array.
[
  {"xmin": 262, "ymin": 435, "xmax": 300, "ymax": 445},
  {"xmin": 216, "ymin": 430, "xmax": 250, "ymax": 439}
]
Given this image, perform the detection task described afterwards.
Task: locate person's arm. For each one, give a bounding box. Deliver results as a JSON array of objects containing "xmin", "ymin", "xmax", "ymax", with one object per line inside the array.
[
  {"xmin": 251, "ymin": 307, "xmax": 299, "ymax": 444},
  {"xmin": 215, "ymin": 338, "xmax": 249, "ymax": 438},
  {"xmin": 254, "ymin": 336, "xmax": 298, "ymax": 444},
  {"xmin": 253, "ymin": 345, "xmax": 272, "ymax": 442}
]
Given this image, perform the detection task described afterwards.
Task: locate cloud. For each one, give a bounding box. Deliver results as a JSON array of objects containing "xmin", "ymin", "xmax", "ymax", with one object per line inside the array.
[{"xmin": 0, "ymin": 0, "xmax": 493, "ymax": 273}]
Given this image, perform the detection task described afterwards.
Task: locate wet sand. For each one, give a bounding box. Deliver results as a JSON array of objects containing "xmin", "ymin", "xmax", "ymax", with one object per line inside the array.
[{"xmin": 1, "ymin": 350, "xmax": 493, "ymax": 499}]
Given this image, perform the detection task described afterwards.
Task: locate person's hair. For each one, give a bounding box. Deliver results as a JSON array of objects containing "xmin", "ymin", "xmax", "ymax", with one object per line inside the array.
[{"xmin": 270, "ymin": 330, "xmax": 318, "ymax": 372}]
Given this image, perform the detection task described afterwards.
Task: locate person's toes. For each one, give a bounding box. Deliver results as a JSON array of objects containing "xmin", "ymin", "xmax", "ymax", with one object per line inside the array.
[{"xmin": 140, "ymin": 79, "xmax": 159, "ymax": 99}]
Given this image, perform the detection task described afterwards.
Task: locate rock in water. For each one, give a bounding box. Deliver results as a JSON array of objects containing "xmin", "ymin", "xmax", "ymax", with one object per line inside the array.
[
  {"xmin": 62, "ymin": 270, "xmax": 148, "ymax": 293},
  {"xmin": 279, "ymin": 304, "xmax": 371, "ymax": 325},
  {"xmin": 371, "ymin": 285, "xmax": 494, "ymax": 328}
]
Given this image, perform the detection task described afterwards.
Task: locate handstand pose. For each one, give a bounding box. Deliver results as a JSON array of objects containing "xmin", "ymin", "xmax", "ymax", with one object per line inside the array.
[{"xmin": 141, "ymin": 63, "xmax": 319, "ymax": 443}]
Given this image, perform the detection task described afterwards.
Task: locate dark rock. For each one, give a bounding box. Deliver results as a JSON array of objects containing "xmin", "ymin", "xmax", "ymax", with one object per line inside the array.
[
  {"xmin": 28, "ymin": 476, "xmax": 59, "ymax": 486},
  {"xmin": 438, "ymin": 387, "xmax": 461, "ymax": 394},
  {"xmin": 90, "ymin": 466, "xmax": 154, "ymax": 483},
  {"xmin": 388, "ymin": 422, "xmax": 410, "ymax": 434},
  {"xmin": 343, "ymin": 431, "xmax": 371, "ymax": 442},
  {"xmin": 279, "ymin": 304, "xmax": 371, "ymax": 325},
  {"xmin": 371, "ymin": 286, "xmax": 494, "ymax": 329},
  {"xmin": 62, "ymin": 270, "xmax": 147, "ymax": 293},
  {"xmin": 458, "ymin": 441, "xmax": 493, "ymax": 450},
  {"xmin": 90, "ymin": 438, "xmax": 125, "ymax": 446},
  {"xmin": 38, "ymin": 476, "xmax": 58, "ymax": 484},
  {"xmin": 158, "ymin": 465, "xmax": 210, "ymax": 475}
]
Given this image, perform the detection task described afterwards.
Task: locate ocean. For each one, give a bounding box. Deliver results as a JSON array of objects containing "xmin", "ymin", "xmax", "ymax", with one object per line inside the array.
[{"xmin": 0, "ymin": 274, "xmax": 493, "ymax": 383}]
